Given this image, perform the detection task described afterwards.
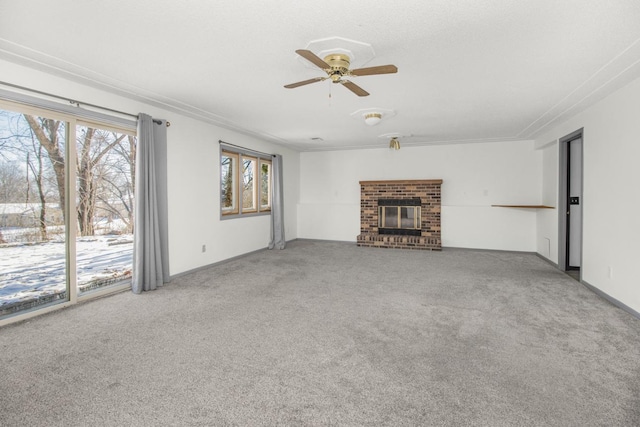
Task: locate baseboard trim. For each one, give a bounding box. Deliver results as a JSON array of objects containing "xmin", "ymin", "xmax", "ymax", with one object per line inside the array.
[
  {"xmin": 532, "ymin": 253, "xmax": 639, "ymax": 321},
  {"xmin": 295, "ymin": 238, "xmax": 356, "ymax": 245},
  {"xmin": 581, "ymin": 280, "xmax": 640, "ymax": 320},
  {"xmin": 535, "ymin": 252, "xmax": 560, "ymax": 269},
  {"xmin": 443, "ymin": 246, "xmax": 537, "ymax": 256},
  {"xmin": 169, "ymin": 247, "xmax": 269, "ymax": 281},
  {"xmin": 169, "ymin": 238, "xmax": 299, "ymax": 281}
]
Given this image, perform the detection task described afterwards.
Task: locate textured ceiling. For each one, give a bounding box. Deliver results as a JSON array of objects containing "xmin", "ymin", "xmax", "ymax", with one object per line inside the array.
[{"xmin": 1, "ymin": 0, "xmax": 640, "ymax": 151}]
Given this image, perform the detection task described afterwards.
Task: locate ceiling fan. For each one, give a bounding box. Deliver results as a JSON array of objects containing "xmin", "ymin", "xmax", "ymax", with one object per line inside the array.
[{"xmin": 284, "ymin": 49, "xmax": 398, "ymax": 97}]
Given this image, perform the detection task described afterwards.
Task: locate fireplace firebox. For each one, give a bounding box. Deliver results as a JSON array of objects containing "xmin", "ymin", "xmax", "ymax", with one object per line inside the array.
[{"xmin": 378, "ymin": 198, "xmax": 421, "ymax": 236}]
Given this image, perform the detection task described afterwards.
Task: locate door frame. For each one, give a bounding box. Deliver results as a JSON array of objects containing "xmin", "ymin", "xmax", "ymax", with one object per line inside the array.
[{"xmin": 557, "ymin": 128, "xmax": 584, "ymax": 272}]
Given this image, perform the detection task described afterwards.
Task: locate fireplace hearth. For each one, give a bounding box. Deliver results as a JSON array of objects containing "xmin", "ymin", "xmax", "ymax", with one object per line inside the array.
[{"xmin": 357, "ymin": 180, "xmax": 442, "ymax": 250}]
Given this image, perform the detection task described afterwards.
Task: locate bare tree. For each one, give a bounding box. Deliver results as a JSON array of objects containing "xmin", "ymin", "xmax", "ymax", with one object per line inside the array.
[
  {"xmin": 0, "ymin": 162, "xmax": 17, "ymax": 242},
  {"xmin": 221, "ymin": 156, "xmax": 233, "ymax": 209},
  {"xmin": 95, "ymin": 134, "xmax": 136, "ymax": 233},
  {"xmin": 76, "ymin": 127, "xmax": 126, "ymax": 236},
  {"xmin": 242, "ymin": 158, "xmax": 254, "ymax": 209},
  {"xmin": 23, "ymin": 115, "xmax": 66, "ymax": 223},
  {"xmin": 25, "ymin": 145, "xmax": 49, "ymax": 240},
  {"xmin": 0, "ymin": 161, "xmax": 31, "ymax": 203},
  {"xmin": 5, "ymin": 111, "xmax": 135, "ymax": 239},
  {"xmin": 0, "ymin": 115, "xmax": 57, "ymax": 242}
]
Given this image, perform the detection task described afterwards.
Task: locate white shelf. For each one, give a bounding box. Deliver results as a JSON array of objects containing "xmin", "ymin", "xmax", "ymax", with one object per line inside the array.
[{"xmin": 491, "ymin": 205, "xmax": 555, "ymax": 209}]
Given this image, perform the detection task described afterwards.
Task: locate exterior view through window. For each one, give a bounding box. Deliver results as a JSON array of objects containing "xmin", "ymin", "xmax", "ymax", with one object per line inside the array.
[
  {"xmin": 0, "ymin": 104, "xmax": 136, "ymax": 319},
  {"xmin": 221, "ymin": 148, "xmax": 271, "ymax": 217}
]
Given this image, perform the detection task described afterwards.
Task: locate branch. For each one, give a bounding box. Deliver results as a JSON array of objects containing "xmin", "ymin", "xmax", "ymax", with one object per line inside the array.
[{"xmin": 91, "ymin": 133, "xmax": 126, "ymax": 167}]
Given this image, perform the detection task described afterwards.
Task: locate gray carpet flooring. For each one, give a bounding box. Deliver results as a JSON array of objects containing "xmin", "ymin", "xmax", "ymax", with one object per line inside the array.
[{"xmin": 1, "ymin": 240, "xmax": 639, "ymax": 426}]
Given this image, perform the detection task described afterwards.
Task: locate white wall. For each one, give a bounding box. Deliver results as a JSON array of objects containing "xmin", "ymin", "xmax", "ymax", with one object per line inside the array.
[
  {"xmin": 165, "ymin": 119, "xmax": 299, "ymax": 275},
  {"xmin": 535, "ymin": 140, "xmax": 559, "ymax": 261},
  {"xmin": 298, "ymin": 140, "xmax": 542, "ymax": 251},
  {"xmin": 535, "ymin": 75, "xmax": 640, "ymax": 314},
  {"xmin": 0, "ymin": 59, "xmax": 300, "ymax": 276}
]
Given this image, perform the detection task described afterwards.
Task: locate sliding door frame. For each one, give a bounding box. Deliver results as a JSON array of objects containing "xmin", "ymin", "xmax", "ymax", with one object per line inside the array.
[{"xmin": 0, "ymin": 98, "xmax": 133, "ymax": 327}]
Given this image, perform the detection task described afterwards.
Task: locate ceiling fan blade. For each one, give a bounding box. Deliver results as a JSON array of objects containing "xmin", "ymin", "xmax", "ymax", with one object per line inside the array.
[
  {"xmin": 295, "ymin": 49, "xmax": 331, "ymax": 70},
  {"xmin": 340, "ymin": 80, "xmax": 369, "ymax": 97},
  {"xmin": 284, "ymin": 77, "xmax": 326, "ymax": 89},
  {"xmin": 350, "ymin": 64, "xmax": 398, "ymax": 76}
]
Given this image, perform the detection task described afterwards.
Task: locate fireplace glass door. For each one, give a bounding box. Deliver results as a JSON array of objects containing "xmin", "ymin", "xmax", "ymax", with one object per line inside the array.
[{"xmin": 378, "ymin": 205, "xmax": 421, "ymax": 234}]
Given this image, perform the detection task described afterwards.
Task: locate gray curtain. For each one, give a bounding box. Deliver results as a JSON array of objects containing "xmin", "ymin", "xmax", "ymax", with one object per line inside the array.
[
  {"xmin": 132, "ymin": 113, "xmax": 170, "ymax": 293},
  {"xmin": 268, "ymin": 154, "xmax": 286, "ymax": 249}
]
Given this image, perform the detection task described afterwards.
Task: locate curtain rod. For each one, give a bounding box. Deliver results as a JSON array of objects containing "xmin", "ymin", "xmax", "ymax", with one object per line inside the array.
[
  {"xmin": 0, "ymin": 80, "xmax": 170, "ymax": 127},
  {"xmin": 219, "ymin": 140, "xmax": 274, "ymax": 158}
]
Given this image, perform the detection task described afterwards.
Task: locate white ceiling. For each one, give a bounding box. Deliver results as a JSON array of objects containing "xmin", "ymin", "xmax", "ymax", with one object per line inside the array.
[{"xmin": 1, "ymin": 0, "xmax": 640, "ymax": 151}]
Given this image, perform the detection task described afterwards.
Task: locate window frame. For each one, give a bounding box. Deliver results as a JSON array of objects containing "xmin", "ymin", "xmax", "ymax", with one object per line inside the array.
[
  {"xmin": 220, "ymin": 145, "xmax": 272, "ymax": 219},
  {"xmin": 259, "ymin": 158, "xmax": 272, "ymax": 211},
  {"xmin": 220, "ymin": 151, "xmax": 239, "ymax": 215},
  {"xmin": 241, "ymin": 155, "xmax": 258, "ymax": 213}
]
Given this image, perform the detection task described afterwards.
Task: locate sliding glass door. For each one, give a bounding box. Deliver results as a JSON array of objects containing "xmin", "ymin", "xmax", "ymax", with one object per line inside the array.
[
  {"xmin": 75, "ymin": 123, "xmax": 135, "ymax": 297},
  {"xmin": 0, "ymin": 108, "xmax": 70, "ymax": 316},
  {"xmin": 0, "ymin": 102, "xmax": 135, "ymax": 320}
]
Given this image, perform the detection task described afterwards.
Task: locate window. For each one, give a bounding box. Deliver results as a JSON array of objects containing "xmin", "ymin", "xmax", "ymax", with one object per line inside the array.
[
  {"xmin": 259, "ymin": 159, "xmax": 271, "ymax": 211},
  {"xmin": 221, "ymin": 152, "xmax": 238, "ymax": 215},
  {"xmin": 242, "ymin": 156, "xmax": 257, "ymax": 212},
  {"xmin": 221, "ymin": 147, "xmax": 271, "ymax": 217}
]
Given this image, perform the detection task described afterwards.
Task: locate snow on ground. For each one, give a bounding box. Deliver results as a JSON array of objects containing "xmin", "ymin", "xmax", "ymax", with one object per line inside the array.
[{"xmin": 0, "ymin": 234, "xmax": 133, "ymax": 310}]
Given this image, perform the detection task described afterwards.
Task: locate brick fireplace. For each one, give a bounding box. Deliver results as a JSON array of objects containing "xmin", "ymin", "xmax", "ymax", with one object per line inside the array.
[{"xmin": 357, "ymin": 180, "xmax": 442, "ymax": 250}]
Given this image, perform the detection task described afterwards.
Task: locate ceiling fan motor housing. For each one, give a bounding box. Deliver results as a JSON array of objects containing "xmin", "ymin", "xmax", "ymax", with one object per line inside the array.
[{"xmin": 324, "ymin": 53, "xmax": 351, "ymax": 82}]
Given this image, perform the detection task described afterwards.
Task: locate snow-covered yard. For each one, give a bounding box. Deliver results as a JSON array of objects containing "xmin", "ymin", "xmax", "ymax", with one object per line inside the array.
[{"xmin": 0, "ymin": 233, "xmax": 132, "ymax": 316}]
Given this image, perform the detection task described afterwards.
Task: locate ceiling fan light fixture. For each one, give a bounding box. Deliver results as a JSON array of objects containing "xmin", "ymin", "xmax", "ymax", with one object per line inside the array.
[
  {"xmin": 389, "ymin": 137, "xmax": 401, "ymax": 150},
  {"xmin": 351, "ymin": 108, "xmax": 396, "ymax": 124},
  {"xmin": 364, "ymin": 113, "xmax": 382, "ymax": 126}
]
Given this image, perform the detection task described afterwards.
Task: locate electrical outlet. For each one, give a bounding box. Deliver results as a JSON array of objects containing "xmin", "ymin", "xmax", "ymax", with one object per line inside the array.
[
  {"xmin": 608, "ymin": 266, "xmax": 613, "ymax": 279},
  {"xmin": 202, "ymin": 244, "xmax": 206, "ymax": 253}
]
